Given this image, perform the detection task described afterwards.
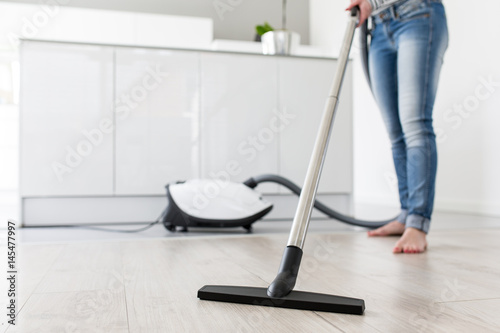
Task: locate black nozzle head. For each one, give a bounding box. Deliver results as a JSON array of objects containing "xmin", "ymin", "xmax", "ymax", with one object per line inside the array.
[
  {"xmin": 267, "ymin": 246, "xmax": 303, "ymax": 298},
  {"xmin": 267, "ymin": 273, "xmax": 295, "ymax": 298}
]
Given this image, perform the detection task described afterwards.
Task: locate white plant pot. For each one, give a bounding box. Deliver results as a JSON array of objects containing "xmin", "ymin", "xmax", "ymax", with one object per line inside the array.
[{"xmin": 261, "ymin": 30, "xmax": 300, "ymax": 56}]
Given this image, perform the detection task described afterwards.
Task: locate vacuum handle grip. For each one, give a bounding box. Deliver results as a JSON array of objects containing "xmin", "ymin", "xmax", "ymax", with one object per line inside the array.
[
  {"xmin": 351, "ymin": 5, "xmax": 361, "ymax": 26},
  {"xmin": 350, "ymin": 5, "xmax": 360, "ymax": 17}
]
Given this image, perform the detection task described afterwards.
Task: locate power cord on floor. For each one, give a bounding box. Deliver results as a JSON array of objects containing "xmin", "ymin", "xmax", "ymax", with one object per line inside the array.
[
  {"xmin": 69, "ymin": 211, "xmax": 164, "ymax": 233},
  {"xmin": 70, "ymin": 220, "xmax": 161, "ymax": 233}
]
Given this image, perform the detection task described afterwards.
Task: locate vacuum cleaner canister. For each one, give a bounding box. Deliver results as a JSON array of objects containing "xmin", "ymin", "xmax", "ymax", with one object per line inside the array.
[
  {"xmin": 160, "ymin": 174, "xmax": 395, "ymax": 232},
  {"xmin": 160, "ymin": 179, "xmax": 273, "ymax": 232}
]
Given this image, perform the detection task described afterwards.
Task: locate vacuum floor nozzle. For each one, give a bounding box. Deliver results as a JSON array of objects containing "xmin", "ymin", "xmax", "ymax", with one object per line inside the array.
[{"xmin": 198, "ymin": 285, "xmax": 365, "ymax": 315}]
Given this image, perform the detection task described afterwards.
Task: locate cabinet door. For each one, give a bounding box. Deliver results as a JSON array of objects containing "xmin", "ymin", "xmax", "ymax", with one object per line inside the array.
[
  {"xmin": 20, "ymin": 41, "xmax": 114, "ymax": 196},
  {"xmin": 279, "ymin": 57, "xmax": 353, "ymax": 193},
  {"xmin": 200, "ymin": 53, "xmax": 279, "ymax": 193},
  {"xmin": 114, "ymin": 48, "xmax": 200, "ymax": 195}
]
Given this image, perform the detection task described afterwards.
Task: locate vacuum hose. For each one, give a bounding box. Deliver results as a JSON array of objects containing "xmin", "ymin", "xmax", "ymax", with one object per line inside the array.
[
  {"xmin": 243, "ymin": 174, "xmax": 396, "ymax": 229},
  {"xmin": 359, "ymin": 20, "xmax": 372, "ymax": 90}
]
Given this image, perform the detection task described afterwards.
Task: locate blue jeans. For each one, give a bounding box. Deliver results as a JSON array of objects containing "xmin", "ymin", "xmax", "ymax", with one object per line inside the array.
[{"xmin": 369, "ymin": 0, "xmax": 448, "ymax": 233}]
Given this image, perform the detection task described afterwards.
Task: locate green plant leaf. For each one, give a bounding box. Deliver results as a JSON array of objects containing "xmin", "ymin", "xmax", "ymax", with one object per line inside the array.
[{"xmin": 255, "ymin": 22, "xmax": 274, "ymax": 36}]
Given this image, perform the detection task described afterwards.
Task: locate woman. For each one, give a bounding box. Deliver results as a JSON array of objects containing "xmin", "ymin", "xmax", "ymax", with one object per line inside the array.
[{"xmin": 346, "ymin": 0, "xmax": 449, "ymax": 253}]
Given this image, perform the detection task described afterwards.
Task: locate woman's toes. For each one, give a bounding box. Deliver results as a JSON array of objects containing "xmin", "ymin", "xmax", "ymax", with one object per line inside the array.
[
  {"xmin": 392, "ymin": 228, "xmax": 427, "ymax": 254},
  {"xmin": 392, "ymin": 245, "xmax": 403, "ymax": 253}
]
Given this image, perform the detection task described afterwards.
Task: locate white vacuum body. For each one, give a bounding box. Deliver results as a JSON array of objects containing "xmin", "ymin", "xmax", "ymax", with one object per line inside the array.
[{"xmin": 160, "ymin": 179, "xmax": 273, "ymax": 231}]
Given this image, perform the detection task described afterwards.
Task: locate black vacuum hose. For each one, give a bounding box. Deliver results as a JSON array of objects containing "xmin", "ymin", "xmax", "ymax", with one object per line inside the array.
[
  {"xmin": 359, "ymin": 20, "xmax": 372, "ymax": 91},
  {"xmin": 243, "ymin": 174, "xmax": 396, "ymax": 229}
]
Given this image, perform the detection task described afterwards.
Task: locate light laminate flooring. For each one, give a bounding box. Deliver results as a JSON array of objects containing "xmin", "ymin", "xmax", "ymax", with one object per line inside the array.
[{"xmin": 3, "ymin": 227, "xmax": 500, "ymax": 332}]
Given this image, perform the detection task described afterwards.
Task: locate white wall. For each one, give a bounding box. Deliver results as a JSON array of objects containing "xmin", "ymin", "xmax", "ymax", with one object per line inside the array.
[
  {"xmin": 0, "ymin": 0, "xmax": 310, "ymax": 44},
  {"xmin": 0, "ymin": 2, "xmax": 213, "ymax": 50},
  {"xmin": 310, "ymin": 0, "xmax": 500, "ymax": 217},
  {"xmin": 0, "ymin": 105, "xmax": 18, "ymax": 190}
]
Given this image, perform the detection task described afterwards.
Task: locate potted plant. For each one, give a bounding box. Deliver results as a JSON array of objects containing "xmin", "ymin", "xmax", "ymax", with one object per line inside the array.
[
  {"xmin": 255, "ymin": 22, "xmax": 274, "ymax": 42},
  {"xmin": 256, "ymin": 0, "xmax": 300, "ymax": 55}
]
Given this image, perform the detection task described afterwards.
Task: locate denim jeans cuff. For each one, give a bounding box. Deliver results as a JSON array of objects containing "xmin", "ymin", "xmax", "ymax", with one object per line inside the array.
[
  {"xmin": 406, "ymin": 214, "xmax": 431, "ymax": 234},
  {"xmin": 397, "ymin": 209, "xmax": 408, "ymax": 224}
]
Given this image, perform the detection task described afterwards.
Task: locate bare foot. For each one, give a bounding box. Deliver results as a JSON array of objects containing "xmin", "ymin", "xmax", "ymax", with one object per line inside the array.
[
  {"xmin": 367, "ymin": 221, "xmax": 405, "ymax": 237},
  {"xmin": 393, "ymin": 227, "xmax": 428, "ymax": 254}
]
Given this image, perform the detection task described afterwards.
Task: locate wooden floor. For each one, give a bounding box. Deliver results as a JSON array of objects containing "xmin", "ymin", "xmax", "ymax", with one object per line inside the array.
[{"xmin": 5, "ymin": 228, "xmax": 500, "ymax": 332}]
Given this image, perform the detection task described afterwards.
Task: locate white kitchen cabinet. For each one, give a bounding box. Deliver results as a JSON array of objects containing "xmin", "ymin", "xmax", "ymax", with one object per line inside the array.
[
  {"xmin": 279, "ymin": 57, "xmax": 353, "ymax": 194},
  {"xmin": 114, "ymin": 48, "xmax": 200, "ymax": 195},
  {"xmin": 20, "ymin": 40, "xmax": 352, "ymax": 225},
  {"xmin": 200, "ymin": 52, "xmax": 279, "ymax": 193},
  {"xmin": 20, "ymin": 41, "xmax": 114, "ymax": 197}
]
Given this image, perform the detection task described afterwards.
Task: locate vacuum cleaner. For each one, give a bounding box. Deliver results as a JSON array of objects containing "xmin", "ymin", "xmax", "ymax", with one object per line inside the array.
[
  {"xmin": 160, "ymin": 174, "xmax": 393, "ymax": 232},
  {"xmin": 195, "ymin": 7, "xmax": 373, "ymax": 314}
]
